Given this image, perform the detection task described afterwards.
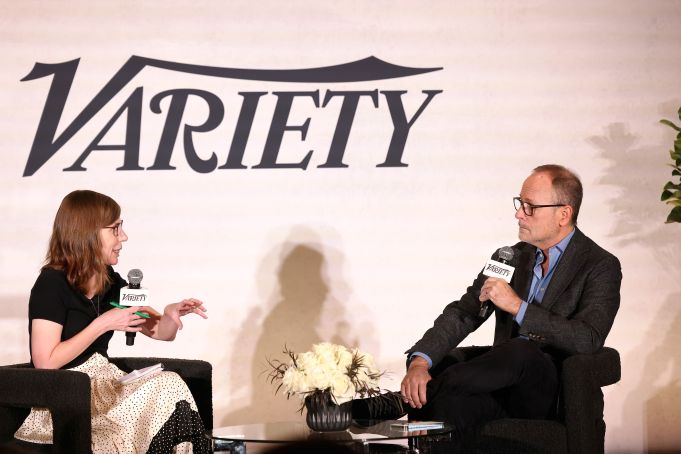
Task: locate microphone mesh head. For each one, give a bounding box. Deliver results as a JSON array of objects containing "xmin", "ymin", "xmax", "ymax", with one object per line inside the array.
[
  {"xmin": 127, "ymin": 268, "xmax": 143, "ymax": 286},
  {"xmin": 498, "ymin": 246, "xmax": 515, "ymax": 262}
]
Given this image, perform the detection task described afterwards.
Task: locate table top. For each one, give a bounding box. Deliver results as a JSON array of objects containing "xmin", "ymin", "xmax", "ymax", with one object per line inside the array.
[{"xmin": 209, "ymin": 420, "xmax": 453, "ymax": 444}]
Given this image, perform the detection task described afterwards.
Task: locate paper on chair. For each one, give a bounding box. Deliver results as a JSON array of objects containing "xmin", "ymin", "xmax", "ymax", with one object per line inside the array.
[{"xmin": 117, "ymin": 363, "xmax": 164, "ymax": 385}]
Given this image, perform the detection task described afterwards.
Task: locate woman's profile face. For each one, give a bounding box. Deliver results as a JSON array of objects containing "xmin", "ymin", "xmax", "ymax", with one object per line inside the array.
[{"xmin": 99, "ymin": 218, "xmax": 127, "ymax": 265}]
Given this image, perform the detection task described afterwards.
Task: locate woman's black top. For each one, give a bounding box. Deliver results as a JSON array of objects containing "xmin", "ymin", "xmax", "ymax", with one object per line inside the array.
[{"xmin": 28, "ymin": 266, "xmax": 127, "ymax": 369}]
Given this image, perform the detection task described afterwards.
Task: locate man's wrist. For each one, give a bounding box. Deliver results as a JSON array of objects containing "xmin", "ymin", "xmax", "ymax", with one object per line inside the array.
[
  {"xmin": 514, "ymin": 300, "xmax": 529, "ymax": 323},
  {"xmin": 512, "ymin": 296, "xmax": 522, "ymax": 316},
  {"xmin": 408, "ymin": 356, "xmax": 429, "ymax": 370},
  {"xmin": 408, "ymin": 351, "xmax": 432, "ymax": 368}
]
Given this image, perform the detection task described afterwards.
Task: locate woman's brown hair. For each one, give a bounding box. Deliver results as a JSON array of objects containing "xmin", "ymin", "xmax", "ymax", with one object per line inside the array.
[{"xmin": 45, "ymin": 190, "xmax": 121, "ymax": 295}]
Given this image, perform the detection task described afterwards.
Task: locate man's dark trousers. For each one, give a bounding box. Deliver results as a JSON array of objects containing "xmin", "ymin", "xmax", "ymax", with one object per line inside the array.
[{"xmin": 409, "ymin": 338, "xmax": 559, "ymax": 443}]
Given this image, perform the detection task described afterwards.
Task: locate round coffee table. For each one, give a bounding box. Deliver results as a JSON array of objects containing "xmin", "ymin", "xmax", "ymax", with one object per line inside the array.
[{"xmin": 209, "ymin": 420, "xmax": 453, "ymax": 453}]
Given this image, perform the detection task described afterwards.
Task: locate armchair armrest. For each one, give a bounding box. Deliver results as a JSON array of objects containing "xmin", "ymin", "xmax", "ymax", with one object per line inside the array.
[
  {"xmin": 561, "ymin": 347, "xmax": 620, "ymax": 454},
  {"xmin": 562, "ymin": 347, "xmax": 620, "ymax": 388},
  {"xmin": 109, "ymin": 357, "xmax": 213, "ymax": 430},
  {"xmin": 0, "ymin": 363, "xmax": 92, "ymax": 452}
]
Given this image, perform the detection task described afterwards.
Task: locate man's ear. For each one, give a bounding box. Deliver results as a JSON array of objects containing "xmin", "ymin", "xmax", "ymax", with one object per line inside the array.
[{"xmin": 559, "ymin": 205, "xmax": 573, "ymax": 227}]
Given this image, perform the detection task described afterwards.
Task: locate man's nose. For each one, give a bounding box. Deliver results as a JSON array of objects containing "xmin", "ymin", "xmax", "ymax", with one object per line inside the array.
[{"xmin": 515, "ymin": 206, "xmax": 524, "ymax": 220}]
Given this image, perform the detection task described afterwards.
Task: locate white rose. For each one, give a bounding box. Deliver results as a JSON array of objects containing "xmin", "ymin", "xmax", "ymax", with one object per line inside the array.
[
  {"xmin": 330, "ymin": 373, "xmax": 354, "ymax": 404},
  {"xmin": 337, "ymin": 348, "xmax": 353, "ymax": 370},
  {"xmin": 313, "ymin": 343, "xmax": 338, "ymax": 370},
  {"xmin": 282, "ymin": 367, "xmax": 310, "ymax": 395}
]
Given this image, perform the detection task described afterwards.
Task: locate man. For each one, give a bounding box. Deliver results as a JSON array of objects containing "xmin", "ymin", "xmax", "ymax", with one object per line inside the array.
[{"xmin": 400, "ymin": 164, "xmax": 621, "ymax": 441}]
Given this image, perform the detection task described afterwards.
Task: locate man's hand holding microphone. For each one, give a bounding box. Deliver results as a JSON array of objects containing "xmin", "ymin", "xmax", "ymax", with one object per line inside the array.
[{"xmin": 478, "ymin": 246, "xmax": 520, "ymax": 317}]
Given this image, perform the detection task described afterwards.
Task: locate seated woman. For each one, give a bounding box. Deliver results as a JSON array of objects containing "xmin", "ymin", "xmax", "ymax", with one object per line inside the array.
[{"xmin": 15, "ymin": 189, "xmax": 211, "ymax": 453}]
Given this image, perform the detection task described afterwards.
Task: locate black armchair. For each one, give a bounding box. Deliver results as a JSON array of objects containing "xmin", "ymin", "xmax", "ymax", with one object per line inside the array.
[
  {"xmin": 429, "ymin": 346, "xmax": 620, "ymax": 454},
  {"xmin": 0, "ymin": 357, "xmax": 213, "ymax": 454}
]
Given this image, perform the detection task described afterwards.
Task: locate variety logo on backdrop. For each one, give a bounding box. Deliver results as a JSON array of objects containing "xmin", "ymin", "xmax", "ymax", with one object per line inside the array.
[{"xmin": 21, "ymin": 56, "xmax": 442, "ymax": 176}]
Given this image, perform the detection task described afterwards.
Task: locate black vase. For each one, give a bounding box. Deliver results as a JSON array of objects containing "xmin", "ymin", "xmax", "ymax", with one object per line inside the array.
[{"xmin": 304, "ymin": 390, "xmax": 353, "ymax": 432}]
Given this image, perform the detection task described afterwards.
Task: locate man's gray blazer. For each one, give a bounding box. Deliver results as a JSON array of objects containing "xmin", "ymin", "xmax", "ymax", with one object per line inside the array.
[{"xmin": 406, "ymin": 228, "xmax": 621, "ymax": 368}]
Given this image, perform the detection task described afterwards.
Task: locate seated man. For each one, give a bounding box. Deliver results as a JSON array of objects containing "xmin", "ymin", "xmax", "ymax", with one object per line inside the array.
[{"xmin": 400, "ymin": 164, "xmax": 621, "ymax": 448}]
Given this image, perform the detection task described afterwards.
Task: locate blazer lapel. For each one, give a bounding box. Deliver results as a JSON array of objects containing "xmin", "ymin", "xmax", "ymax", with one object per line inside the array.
[
  {"xmin": 512, "ymin": 244, "xmax": 535, "ymax": 301},
  {"xmin": 540, "ymin": 228, "xmax": 588, "ymax": 310}
]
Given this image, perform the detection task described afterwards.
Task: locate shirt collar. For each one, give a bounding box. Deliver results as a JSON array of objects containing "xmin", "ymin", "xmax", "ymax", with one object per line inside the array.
[{"xmin": 535, "ymin": 227, "xmax": 576, "ymax": 261}]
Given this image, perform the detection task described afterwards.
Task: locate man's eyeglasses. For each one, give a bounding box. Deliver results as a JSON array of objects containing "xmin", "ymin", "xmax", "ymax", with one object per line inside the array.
[
  {"xmin": 103, "ymin": 220, "xmax": 124, "ymax": 237},
  {"xmin": 513, "ymin": 197, "xmax": 566, "ymax": 216}
]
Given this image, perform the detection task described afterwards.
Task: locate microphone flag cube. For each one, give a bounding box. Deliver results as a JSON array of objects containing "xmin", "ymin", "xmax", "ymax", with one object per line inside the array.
[{"xmin": 482, "ymin": 259, "xmax": 515, "ymax": 283}]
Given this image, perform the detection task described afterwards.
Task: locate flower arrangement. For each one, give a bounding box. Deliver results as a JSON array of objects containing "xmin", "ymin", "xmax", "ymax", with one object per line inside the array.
[{"xmin": 268, "ymin": 342, "xmax": 383, "ymax": 406}]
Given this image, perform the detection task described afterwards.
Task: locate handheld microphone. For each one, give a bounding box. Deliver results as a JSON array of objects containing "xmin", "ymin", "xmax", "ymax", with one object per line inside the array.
[
  {"xmin": 479, "ymin": 246, "xmax": 516, "ymax": 318},
  {"xmin": 120, "ymin": 269, "xmax": 150, "ymax": 346}
]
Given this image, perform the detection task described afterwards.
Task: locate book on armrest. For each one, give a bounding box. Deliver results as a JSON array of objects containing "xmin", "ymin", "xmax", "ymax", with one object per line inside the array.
[
  {"xmin": 117, "ymin": 363, "xmax": 164, "ymax": 385},
  {"xmin": 390, "ymin": 421, "xmax": 444, "ymax": 431}
]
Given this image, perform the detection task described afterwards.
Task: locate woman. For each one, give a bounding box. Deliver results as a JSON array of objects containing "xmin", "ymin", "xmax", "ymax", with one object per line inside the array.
[{"xmin": 15, "ymin": 190, "xmax": 211, "ymax": 453}]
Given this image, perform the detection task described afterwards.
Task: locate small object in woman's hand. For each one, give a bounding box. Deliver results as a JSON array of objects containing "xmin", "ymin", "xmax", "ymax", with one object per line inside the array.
[{"xmin": 109, "ymin": 302, "xmax": 151, "ymax": 319}]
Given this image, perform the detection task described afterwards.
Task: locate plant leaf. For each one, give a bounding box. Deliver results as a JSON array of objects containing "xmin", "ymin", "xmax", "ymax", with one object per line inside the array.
[
  {"xmin": 666, "ymin": 206, "xmax": 681, "ymax": 223},
  {"xmin": 661, "ymin": 119, "xmax": 681, "ymax": 131}
]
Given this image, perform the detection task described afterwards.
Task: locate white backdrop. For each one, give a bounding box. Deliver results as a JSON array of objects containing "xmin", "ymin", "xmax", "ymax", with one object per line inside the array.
[{"xmin": 1, "ymin": 2, "xmax": 680, "ymax": 452}]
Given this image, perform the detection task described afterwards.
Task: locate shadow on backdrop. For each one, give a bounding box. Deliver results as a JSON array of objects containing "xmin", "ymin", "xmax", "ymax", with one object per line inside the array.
[
  {"xmin": 0, "ymin": 296, "xmax": 29, "ymax": 319},
  {"xmin": 589, "ymin": 119, "xmax": 681, "ymax": 452},
  {"xmin": 221, "ymin": 228, "xmax": 378, "ymax": 426}
]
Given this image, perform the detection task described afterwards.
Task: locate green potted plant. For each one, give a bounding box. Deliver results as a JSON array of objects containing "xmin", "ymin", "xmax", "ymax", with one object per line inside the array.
[{"xmin": 660, "ymin": 107, "xmax": 681, "ymax": 223}]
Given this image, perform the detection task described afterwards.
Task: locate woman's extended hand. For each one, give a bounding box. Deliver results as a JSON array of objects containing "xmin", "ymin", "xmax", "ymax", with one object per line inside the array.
[{"xmin": 163, "ymin": 298, "xmax": 208, "ymax": 330}]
